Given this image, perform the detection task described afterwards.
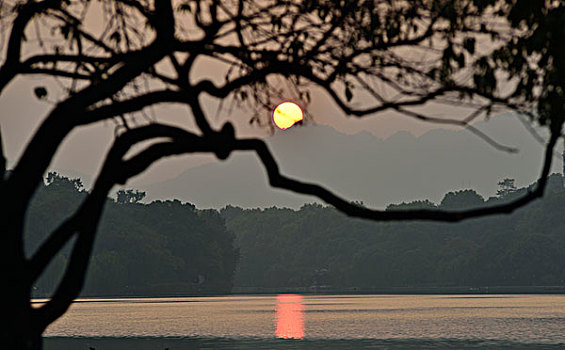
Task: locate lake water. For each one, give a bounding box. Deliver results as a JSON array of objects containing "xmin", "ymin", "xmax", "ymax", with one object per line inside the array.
[{"xmin": 43, "ymin": 294, "xmax": 565, "ymax": 349}]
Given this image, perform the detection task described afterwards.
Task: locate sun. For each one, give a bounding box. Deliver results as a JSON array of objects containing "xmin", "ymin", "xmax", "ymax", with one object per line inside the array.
[{"xmin": 273, "ymin": 101, "xmax": 304, "ymax": 130}]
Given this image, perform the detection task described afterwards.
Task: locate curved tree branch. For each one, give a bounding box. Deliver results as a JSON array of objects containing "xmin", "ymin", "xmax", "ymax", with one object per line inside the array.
[
  {"xmin": 239, "ymin": 131, "xmax": 559, "ymax": 222},
  {"xmin": 8, "ymin": 36, "xmax": 174, "ymax": 217},
  {"xmin": 33, "ymin": 123, "xmax": 198, "ymax": 330},
  {"xmin": 0, "ymin": 0, "xmax": 65, "ymax": 94}
]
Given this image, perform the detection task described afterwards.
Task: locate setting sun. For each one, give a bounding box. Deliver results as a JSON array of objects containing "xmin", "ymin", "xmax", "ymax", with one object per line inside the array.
[{"xmin": 273, "ymin": 102, "xmax": 304, "ymax": 130}]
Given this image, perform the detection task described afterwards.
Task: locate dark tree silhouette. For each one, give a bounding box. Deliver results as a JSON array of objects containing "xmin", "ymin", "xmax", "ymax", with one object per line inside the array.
[
  {"xmin": 497, "ymin": 178, "xmax": 517, "ymax": 198},
  {"xmin": 0, "ymin": 1, "xmax": 563, "ymax": 348},
  {"xmin": 116, "ymin": 188, "xmax": 146, "ymax": 203}
]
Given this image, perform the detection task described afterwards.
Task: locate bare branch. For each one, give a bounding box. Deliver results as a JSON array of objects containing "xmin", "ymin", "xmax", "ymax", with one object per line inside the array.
[
  {"xmin": 34, "ymin": 199, "xmax": 103, "ymax": 331},
  {"xmin": 0, "ymin": 0, "xmax": 65, "ymax": 93},
  {"xmin": 33, "ymin": 123, "xmax": 196, "ymax": 330},
  {"xmin": 27, "ymin": 214, "xmax": 79, "ymax": 283},
  {"xmin": 8, "ymin": 37, "xmax": 174, "ymax": 216},
  {"xmin": 395, "ymin": 107, "xmax": 519, "ymax": 153},
  {"xmin": 0, "ymin": 125, "xmax": 5, "ymax": 180},
  {"xmin": 233, "ymin": 133, "xmax": 557, "ymax": 223},
  {"xmin": 81, "ymin": 90, "xmax": 184, "ymax": 125}
]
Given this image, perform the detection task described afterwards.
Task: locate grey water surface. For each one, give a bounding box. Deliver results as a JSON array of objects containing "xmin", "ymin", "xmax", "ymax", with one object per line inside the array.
[{"xmin": 43, "ymin": 294, "xmax": 565, "ymax": 349}]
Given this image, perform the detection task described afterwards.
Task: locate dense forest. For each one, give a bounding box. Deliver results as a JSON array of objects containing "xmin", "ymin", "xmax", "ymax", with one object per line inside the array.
[
  {"xmin": 28, "ymin": 172, "xmax": 565, "ymax": 296},
  {"xmin": 26, "ymin": 173, "xmax": 238, "ymax": 297},
  {"xmin": 223, "ymin": 174, "xmax": 565, "ymax": 291}
]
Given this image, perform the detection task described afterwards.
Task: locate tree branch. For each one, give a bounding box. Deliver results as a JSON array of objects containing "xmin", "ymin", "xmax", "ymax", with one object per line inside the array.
[
  {"xmin": 0, "ymin": 0, "xmax": 65, "ymax": 94},
  {"xmin": 33, "ymin": 123, "xmax": 197, "ymax": 330},
  {"xmin": 27, "ymin": 217, "xmax": 78, "ymax": 283},
  {"xmin": 234, "ymin": 132, "xmax": 559, "ymax": 223},
  {"xmin": 0, "ymin": 126, "xmax": 5, "ymax": 181},
  {"xmin": 34, "ymin": 196, "xmax": 104, "ymax": 331},
  {"xmin": 9, "ymin": 37, "xmax": 173, "ymax": 217},
  {"xmin": 81, "ymin": 90, "xmax": 185, "ymax": 125}
]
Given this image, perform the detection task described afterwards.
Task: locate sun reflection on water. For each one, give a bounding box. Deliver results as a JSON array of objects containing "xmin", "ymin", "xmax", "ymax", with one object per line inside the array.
[{"xmin": 275, "ymin": 294, "xmax": 304, "ymax": 339}]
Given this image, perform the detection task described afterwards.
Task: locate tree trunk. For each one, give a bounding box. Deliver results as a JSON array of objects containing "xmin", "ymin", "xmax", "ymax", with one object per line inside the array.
[
  {"xmin": 3, "ymin": 326, "xmax": 43, "ymax": 350},
  {"xmin": 1, "ymin": 201, "xmax": 43, "ymax": 349},
  {"xmin": 3, "ymin": 281, "xmax": 43, "ymax": 349}
]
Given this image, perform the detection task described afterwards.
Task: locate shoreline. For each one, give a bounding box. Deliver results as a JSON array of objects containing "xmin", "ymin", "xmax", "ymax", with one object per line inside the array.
[
  {"xmin": 32, "ymin": 285, "xmax": 565, "ymax": 301},
  {"xmin": 43, "ymin": 336, "xmax": 565, "ymax": 350},
  {"xmin": 231, "ymin": 285, "xmax": 565, "ymax": 295}
]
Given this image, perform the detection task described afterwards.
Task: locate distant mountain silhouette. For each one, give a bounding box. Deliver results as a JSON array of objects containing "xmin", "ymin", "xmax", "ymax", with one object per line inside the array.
[{"xmin": 142, "ymin": 114, "xmax": 562, "ymax": 208}]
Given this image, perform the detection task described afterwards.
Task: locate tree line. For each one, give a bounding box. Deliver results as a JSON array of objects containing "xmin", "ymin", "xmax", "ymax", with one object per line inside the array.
[
  {"xmin": 223, "ymin": 174, "xmax": 565, "ymax": 290},
  {"xmin": 27, "ymin": 173, "xmax": 238, "ymax": 297},
  {"xmin": 31, "ymin": 172, "xmax": 565, "ymax": 295}
]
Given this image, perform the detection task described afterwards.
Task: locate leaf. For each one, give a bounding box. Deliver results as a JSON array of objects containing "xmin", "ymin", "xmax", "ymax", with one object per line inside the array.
[
  {"xmin": 345, "ymin": 86, "xmax": 353, "ymax": 102},
  {"xmin": 60, "ymin": 24, "xmax": 72, "ymax": 39},
  {"xmin": 463, "ymin": 38, "xmax": 476, "ymax": 55},
  {"xmin": 34, "ymin": 87, "xmax": 48, "ymax": 100},
  {"xmin": 177, "ymin": 2, "xmax": 192, "ymax": 13},
  {"xmin": 240, "ymin": 90, "xmax": 248, "ymax": 101},
  {"xmin": 110, "ymin": 31, "xmax": 121, "ymax": 44},
  {"xmin": 455, "ymin": 52, "xmax": 466, "ymax": 68}
]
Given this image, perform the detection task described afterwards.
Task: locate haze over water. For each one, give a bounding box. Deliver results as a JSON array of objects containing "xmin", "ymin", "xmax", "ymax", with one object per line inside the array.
[{"xmin": 43, "ymin": 294, "xmax": 565, "ymax": 349}]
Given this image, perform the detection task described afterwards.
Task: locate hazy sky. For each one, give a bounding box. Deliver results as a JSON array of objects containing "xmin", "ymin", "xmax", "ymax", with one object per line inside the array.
[
  {"xmin": 0, "ymin": 71, "xmax": 470, "ymax": 189},
  {"xmin": 1, "ymin": 41, "xmax": 559, "ymax": 208},
  {"xmin": 0, "ymin": 3, "xmax": 521, "ymax": 201},
  {"xmin": 140, "ymin": 114, "xmax": 562, "ymax": 209}
]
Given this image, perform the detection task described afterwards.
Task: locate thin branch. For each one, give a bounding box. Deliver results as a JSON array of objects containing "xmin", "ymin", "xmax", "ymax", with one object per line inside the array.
[
  {"xmin": 396, "ymin": 106, "xmax": 519, "ymax": 153},
  {"xmin": 0, "ymin": 125, "xmax": 5, "ymax": 181},
  {"xmin": 0, "ymin": 0, "xmax": 65, "ymax": 94},
  {"xmin": 27, "ymin": 216, "xmax": 78, "ymax": 283},
  {"xmin": 20, "ymin": 67, "xmax": 95, "ymax": 81},
  {"xmin": 22, "ymin": 53, "xmax": 119, "ymax": 67},
  {"xmin": 9, "ymin": 38, "xmax": 172, "ymax": 216},
  {"xmin": 81, "ymin": 90, "xmax": 184, "ymax": 125}
]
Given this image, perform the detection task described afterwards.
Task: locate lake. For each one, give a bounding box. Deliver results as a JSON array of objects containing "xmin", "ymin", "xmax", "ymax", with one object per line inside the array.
[{"xmin": 43, "ymin": 294, "xmax": 565, "ymax": 349}]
